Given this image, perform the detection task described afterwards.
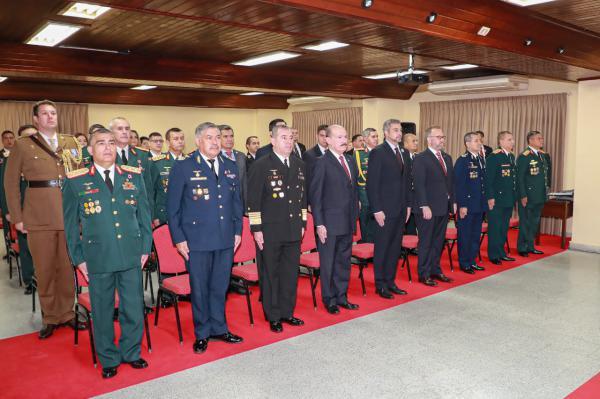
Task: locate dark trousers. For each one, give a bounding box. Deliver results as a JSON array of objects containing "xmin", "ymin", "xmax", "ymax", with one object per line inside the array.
[
  {"xmin": 88, "ymin": 267, "xmax": 144, "ymax": 368},
  {"xmin": 188, "ymin": 248, "xmax": 233, "ymax": 340},
  {"xmin": 373, "ymin": 215, "xmax": 404, "ymax": 290},
  {"xmin": 415, "ymin": 215, "xmax": 447, "ymax": 279},
  {"xmin": 517, "ymin": 202, "xmax": 543, "ymax": 253},
  {"xmin": 358, "ymin": 205, "xmax": 374, "ymax": 243},
  {"xmin": 257, "ymin": 240, "xmax": 300, "ymax": 322},
  {"xmin": 487, "ymin": 205, "xmax": 513, "ymax": 260},
  {"xmin": 17, "ymin": 231, "xmax": 34, "ymax": 286},
  {"xmin": 456, "ymin": 212, "xmax": 483, "ymax": 269},
  {"xmin": 317, "ymin": 233, "xmax": 352, "ymax": 306},
  {"xmin": 404, "ymin": 212, "xmax": 417, "ymax": 235}
]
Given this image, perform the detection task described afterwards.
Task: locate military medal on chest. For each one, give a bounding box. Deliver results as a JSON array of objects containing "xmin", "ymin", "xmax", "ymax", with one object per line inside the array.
[{"xmin": 529, "ymin": 159, "xmax": 539, "ymax": 175}]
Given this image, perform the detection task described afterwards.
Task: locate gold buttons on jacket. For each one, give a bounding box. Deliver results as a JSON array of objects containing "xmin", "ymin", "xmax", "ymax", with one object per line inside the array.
[
  {"xmin": 115, "ymin": 223, "xmax": 120, "ymax": 227},
  {"xmin": 117, "ymin": 234, "xmax": 122, "ymax": 239}
]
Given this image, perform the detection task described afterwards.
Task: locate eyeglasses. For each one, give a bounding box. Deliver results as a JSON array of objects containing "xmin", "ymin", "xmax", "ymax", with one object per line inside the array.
[{"xmin": 431, "ymin": 135, "xmax": 446, "ymax": 139}]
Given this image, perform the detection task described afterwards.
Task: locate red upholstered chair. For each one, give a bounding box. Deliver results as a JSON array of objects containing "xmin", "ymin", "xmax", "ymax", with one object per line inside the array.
[
  {"xmin": 74, "ymin": 268, "xmax": 152, "ymax": 367},
  {"xmin": 231, "ymin": 217, "xmax": 260, "ymax": 325},
  {"xmin": 350, "ymin": 222, "xmax": 373, "ymax": 296},
  {"xmin": 398, "ymin": 235, "xmax": 418, "ymax": 282},
  {"xmin": 479, "ymin": 222, "xmax": 489, "ymax": 261},
  {"xmin": 506, "ymin": 218, "xmax": 520, "ymax": 254},
  {"xmin": 299, "ymin": 213, "xmax": 320, "ymax": 309},
  {"xmin": 444, "ymin": 227, "xmax": 458, "ymax": 272},
  {"xmin": 152, "ymin": 224, "xmax": 190, "ymax": 344}
]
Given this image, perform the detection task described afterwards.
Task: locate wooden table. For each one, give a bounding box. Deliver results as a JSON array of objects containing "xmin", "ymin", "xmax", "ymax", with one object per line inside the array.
[{"xmin": 536, "ymin": 199, "xmax": 573, "ymax": 249}]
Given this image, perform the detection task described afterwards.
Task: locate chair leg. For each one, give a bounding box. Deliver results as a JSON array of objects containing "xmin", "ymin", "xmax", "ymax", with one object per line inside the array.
[
  {"xmin": 358, "ymin": 264, "xmax": 366, "ymax": 296},
  {"xmin": 307, "ymin": 269, "xmax": 317, "ymax": 310},
  {"xmin": 148, "ymin": 270, "xmax": 155, "ymax": 305},
  {"xmin": 446, "ymin": 241, "xmax": 454, "ymax": 272},
  {"xmin": 32, "ymin": 285, "xmax": 36, "ymax": 313},
  {"xmin": 479, "ymin": 233, "xmax": 485, "ymax": 262},
  {"xmin": 16, "ymin": 256, "xmax": 22, "ymax": 287},
  {"xmin": 8, "ymin": 254, "xmax": 12, "ymax": 280},
  {"xmin": 505, "ymin": 238, "xmax": 511, "ymax": 254},
  {"xmin": 154, "ymin": 289, "xmax": 162, "ymax": 326},
  {"xmin": 143, "ymin": 311, "xmax": 152, "ymax": 353},
  {"xmin": 74, "ymin": 304, "xmax": 79, "ymax": 346},
  {"xmin": 173, "ymin": 297, "xmax": 183, "ymax": 344},
  {"xmin": 404, "ymin": 254, "xmax": 412, "ymax": 282},
  {"xmin": 85, "ymin": 309, "xmax": 97, "ymax": 367},
  {"xmin": 243, "ymin": 281, "xmax": 254, "ymax": 326}
]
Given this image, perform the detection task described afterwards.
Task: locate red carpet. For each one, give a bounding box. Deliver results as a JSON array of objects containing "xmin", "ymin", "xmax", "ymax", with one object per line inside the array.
[
  {"xmin": 567, "ymin": 372, "xmax": 600, "ymax": 398},
  {"xmin": 2, "ymin": 231, "xmax": 566, "ymax": 398}
]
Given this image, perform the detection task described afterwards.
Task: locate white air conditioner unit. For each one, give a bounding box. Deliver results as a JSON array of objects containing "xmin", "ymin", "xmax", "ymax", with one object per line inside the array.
[
  {"xmin": 286, "ymin": 96, "xmax": 351, "ymax": 105},
  {"xmin": 428, "ymin": 75, "xmax": 529, "ymax": 95}
]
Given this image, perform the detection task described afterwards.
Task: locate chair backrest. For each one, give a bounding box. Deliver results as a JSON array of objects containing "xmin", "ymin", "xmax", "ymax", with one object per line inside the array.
[
  {"xmin": 153, "ymin": 224, "xmax": 187, "ymax": 274},
  {"xmin": 300, "ymin": 212, "xmax": 316, "ymax": 252},
  {"xmin": 9, "ymin": 223, "xmax": 17, "ymax": 242},
  {"xmin": 352, "ymin": 220, "xmax": 361, "ymax": 243},
  {"xmin": 74, "ymin": 267, "xmax": 89, "ymax": 289},
  {"xmin": 234, "ymin": 217, "xmax": 256, "ymax": 263}
]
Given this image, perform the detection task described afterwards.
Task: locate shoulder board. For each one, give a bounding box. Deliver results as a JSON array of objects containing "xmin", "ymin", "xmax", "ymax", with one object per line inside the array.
[
  {"xmin": 135, "ymin": 146, "xmax": 149, "ymax": 152},
  {"xmin": 152, "ymin": 154, "xmax": 166, "ymax": 161},
  {"xmin": 59, "ymin": 133, "xmax": 74, "ymax": 138},
  {"xmin": 539, "ymin": 149, "xmax": 545, "ymax": 154},
  {"xmin": 67, "ymin": 168, "xmax": 89, "ymax": 179},
  {"xmin": 120, "ymin": 165, "xmax": 142, "ymax": 174},
  {"xmin": 461, "ymin": 153, "xmax": 468, "ymax": 158},
  {"xmin": 493, "ymin": 148, "xmax": 502, "ymax": 154},
  {"xmin": 523, "ymin": 150, "xmax": 531, "ymax": 156}
]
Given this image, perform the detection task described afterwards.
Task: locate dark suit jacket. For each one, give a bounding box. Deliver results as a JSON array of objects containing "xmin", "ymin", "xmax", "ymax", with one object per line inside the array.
[
  {"xmin": 303, "ymin": 144, "xmax": 325, "ymax": 199},
  {"xmin": 309, "ymin": 150, "xmax": 359, "ymax": 236},
  {"xmin": 366, "ymin": 142, "xmax": 411, "ymax": 218},
  {"xmin": 255, "ymin": 143, "xmax": 273, "ymax": 160},
  {"xmin": 483, "ymin": 144, "xmax": 493, "ymax": 158},
  {"xmin": 412, "ymin": 149, "xmax": 455, "ymax": 217},
  {"xmin": 293, "ymin": 142, "xmax": 306, "ymax": 158},
  {"xmin": 246, "ymin": 152, "xmax": 256, "ymax": 170}
]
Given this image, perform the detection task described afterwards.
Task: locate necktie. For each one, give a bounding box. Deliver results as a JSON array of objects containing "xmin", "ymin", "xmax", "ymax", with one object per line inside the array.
[
  {"xmin": 121, "ymin": 149, "xmax": 128, "ymax": 165},
  {"xmin": 207, "ymin": 159, "xmax": 217, "ymax": 177},
  {"xmin": 284, "ymin": 158, "xmax": 289, "ymax": 168},
  {"xmin": 480, "ymin": 148, "xmax": 485, "ymax": 159},
  {"xmin": 226, "ymin": 151, "xmax": 233, "ymax": 160},
  {"xmin": 436, "ymin": 151, "xmax": 447, "ymax": 175},
  {"xmin": 294, "ymin": 145, "xmax": 301, "ymax": 158},
  {"xmin": 50, "ymin": 138, "xmax": 57, "ymax": 152},
  {"xmin": 339, "ymin": 155, "xmax": 351, "ymax": 180},
  {"xmin": 395, "ymin": 147, "xmax": 404, "ymax": 173},
  {"xmin": 104, "ymin": 170, "xmax": 113, "ymax": 193}
]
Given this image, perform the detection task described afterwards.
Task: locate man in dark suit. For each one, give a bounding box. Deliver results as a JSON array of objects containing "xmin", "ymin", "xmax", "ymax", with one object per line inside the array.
[
  {"xmin": 475, "ymin": 131, "xmax": 493, "ymax": 160},
  {"xmin": 412, "ymin": 126, "xmax": 456, "ymax": 287},
  {"xmin": 167, "ymin": 122, "xmax": 244, "ymax": 354},
  {"xmin": 402, "ymin": 133, "xmax": 419, "ymax": 237},
  {"xmin": 219, "ymin": 125, "xmax": 248, "ymax": 206},
  {"xmin": 303, "ymin": 124, "xmax": 328, "ymax": 198},
  {"xmin": 291, "ymin": 127, "xmax": 306, "ymax": 159},
  {"xmin": 366, "ymin": 119, "xmax": 411, "ymax": 299},
  {"xmin": 345, "ymin": 134, "xmax": 364, "ymax": 156},
  {"xmin": 309, "ymin": 125, "xmax": 360, "ymax": 314},
  {"xmin": 247, "ymin": 125, "xmax": 307, "ymax": 333},
  {"xmin": 245, "ymin": 135, "xmax": 260, "ymax": 170},
  {"xmin": 255, "ymin": 118, "xmax": 287, "ymax": 160}
]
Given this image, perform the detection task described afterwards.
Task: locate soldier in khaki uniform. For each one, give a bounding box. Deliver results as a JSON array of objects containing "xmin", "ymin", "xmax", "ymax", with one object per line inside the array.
[{"xmin": 4, "ymin": 100, "xmax": 87, "ymax": 338}]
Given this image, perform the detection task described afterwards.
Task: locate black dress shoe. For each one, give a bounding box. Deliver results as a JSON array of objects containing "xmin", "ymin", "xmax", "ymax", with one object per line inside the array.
[
  {"xmin": 39, "ymin": 324, "xmax": 56, "ymax": 339},
  {"xmin": 431, "ymin": 274, "xmax": 453, "ymax": 283},
  {"xmin": 102, "ymin": 366, "xmax": 118, "ymax": 379},
  {"xmin": 269, "ymin": 321, "xmax": 283, "ymax": 333},
  {"xmin": 375, "ymin": 288, "xmax": 394, "ymax": 299},
  {"xmin": 471, "ymin": 264, "xmax": 485, "ymax": 271},
  {"xmin": 281, "ymin": 317, "xmax": 304, "ymax": 326},
  {"xmin": 460, "ymin": 268, "xmax": 475, "ymax": 274},
  {"xmin": 338, "ymin": 302, "xmax": 359, "ymax": 310},
  {"xmin": 63, "ymin": 318, "xmax": 88, "ymax": 331},
  {"xmin": 518, "ymin": 251, "xmax": 529, "ymax": 257},
  {"xmin": 500, "ymin": 256, "xmax": 515, "ymax": 261},
  {"xmin": 124, "ymin": 358, "xmax": 148, "ymax": 369},
  {"xmin": 210, "ymin": 332, "xmax": 243, "ymax": 343},
  {"xmin": 193, "ymin": 339, "xmax": 208, "ymax": 353},
  {"xmin": 418, "ymin": 277, "xmax": 438, "ymax": 287},
  {"xmin": 490, "ymin": 259, "xmax": 502, "ymax": 265},
  {"xmin": 388, "ymin": 285, "xmax": 408, "ymax": 295},
  {"xmin": 326, "ymin": 304, "xmax": 340, "ymax": 314},
  {"xmin": 24, "ymin": 285, "xmax": 33, "ymax": 295},
  {"xmin": 530, "ymin": 249, "xmax": 544, "ymax": 255}
]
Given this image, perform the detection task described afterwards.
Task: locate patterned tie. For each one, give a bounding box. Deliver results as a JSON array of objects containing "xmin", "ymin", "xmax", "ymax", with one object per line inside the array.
[
  {"xmin": 207, "ymin": 159, "xmax": 217, "ymax": 177},
  {"xmin": 50, "ymin": 138, "xmax": 58, "ymax": 152},
  {"xmin": 436, "ymin": 151, "xmax": 447, "ymax": 175},
  {"xmin": 339, "ymin": 155, "xmax": 351, "ymax": 180}
]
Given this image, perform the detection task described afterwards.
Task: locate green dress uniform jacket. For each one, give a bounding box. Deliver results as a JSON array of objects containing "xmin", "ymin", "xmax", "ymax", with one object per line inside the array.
[
  {"xmin": 116, "ymin": 146, "xmax": 152, "ymax": 200},
  {"xmin": 484, "ymin": 148, "xmax": 517, "ymax": 260},
  {"xmin": 62, "ymin": 163, "xmax": 152, "ymax": 368},
  {"xmin": 516, "ymin": 147, "xmax": 550, "ymax": 253},
  {"xmin": 81, "ymin": 146, "xmax": 92, "ymax": 167},
  {"xmin": 354, "ymin": 149, "xmax": 374, "ymax": 242},
  {"xmin": 149, "ymin": 152, "xmax": 182, "ymax": 223}
]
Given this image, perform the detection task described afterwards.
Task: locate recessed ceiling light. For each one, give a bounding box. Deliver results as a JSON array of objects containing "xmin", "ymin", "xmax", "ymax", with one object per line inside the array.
[
  {"xmin": 62, "ymin": 2, "xmax": 111, "ymax": 19},
  {"xmin": 364, "ymin": 70, "xmax": 428, "ymax": 79},
  {"xmin": 557, "ymin": 47, "xmax": 566, "ymax": 54},
  {"xmin": 232, "ymin": 51, "xmax": 301, "ymax": 67},
  {"xmin": 26, "ymin": 22, "xmax": 82, "ymax": 47},
  {"xmin": 502, "ymin": 0, "xmax": 557, "ymax": 6},
  {"xmin": 524, "ymin": 38, "xmax": 534, "ymax": 46},
  {"xmin": 362, "ymin": 0, "xmax": 374, "ymax": 8},
  {"xmin": 441, "ymin": 64, "xmax": 478, "ymax": 70},
  {"xmin": 426, "ymin": 12, "xmax": 437, "ymax": 23},
  {"xmin": 0, "ymin": 77, "xmax": 7, "ymax": 83},
  {"xmin": 131, "ymin": 85, "xmax": 157, "ymax": 90},
  {"xmin": 477, "ymin": 26, "xmax": 491, "ymax": 36},
  {"xmin": 240, "ymin": 92, "xmax": 264, "ymax": 96},
  {"xmin": 302, "ymin": 41, "xmax": 349, "ymax": 51}
]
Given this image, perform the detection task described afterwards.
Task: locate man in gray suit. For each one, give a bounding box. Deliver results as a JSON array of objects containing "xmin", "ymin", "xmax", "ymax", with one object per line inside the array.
[{"xmin": 219, "ymin": 125, "xmax": 247, "ymax": 206}]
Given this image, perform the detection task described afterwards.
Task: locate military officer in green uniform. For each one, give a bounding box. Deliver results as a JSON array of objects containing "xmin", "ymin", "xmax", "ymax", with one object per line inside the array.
[
  {"xmin": 354, "ymin": 127, "xmax": 379, "ymax": 243},
  {"xmin": 485, "ymin": 131, "xmax": 517, "ymax": 265},
  {"xmin": 149, "ymin": 127, "xmax": 186, "ymax": 226},
  {"xmin": 516, "ymin": 130, "xmax": 550, "ymax": 257},
  {"xmin": 63, "ymin": 128, "xmax": 152, "ymax": 379},
  {"xmin": 82, "ymin": 124, "xmax": 105, "ymax": 167}
]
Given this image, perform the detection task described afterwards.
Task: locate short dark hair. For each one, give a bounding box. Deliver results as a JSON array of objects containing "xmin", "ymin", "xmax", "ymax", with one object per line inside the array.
[
  {"xmin": 218, "ymin": 124, "xmax": 234, "ymax": 134},
  {"xmin": 268, "ymin": 119, "xmax": 286, "ymax": 132},
  {"xmin": 475, "ymin": 130, "xmax": 485, "ymax": 137},
  {"xmin": 89, "ymin": 127, "xmax": 112, "ymax": 145},
  {"xmin": 246, "ymin": 135, "xmax": 258, "ymax": 146},
  {"xmin": 497, "ymin": 131, "xmax": 512, "ymax": 146},
  {"xmin": 1, "ymin": 130, "xmax": 14, "ymax": 138},
  {"xmin": 351, "ymin": 134, "xmax": 362, "ymax": 143},
  {"xmin": 17, "ymin": 125, "xmax": 36, "ymax": 136},
  {"xmin": 165, "ymin": 127, "xmax": 182, "ymax": 141},
  {"xmin": 148, "ymin": 132, "xmax": 162, "ymax": 140},
  {"xmin": 33, "ymin": 100, "xmax": 57, "ymax": 117},
  {"xmin": 317, "ymin": 124, "xmax": 328, "ymax": 133},
  {"xmin": 74, "ymin": 132, "xmax": 86, "ymax": 139},
  {"xmin": 140, "ymin": 136, "xmax": 149, "ymax": 143},
  {"xmin": 463, "ymin": 132, "xmax": 478, "ymax": 145},
  {"xmin": 130, "ymin": 129, "xmax": 139, "ymax": 138},
  {"xmin": 526, "ymin": 130, "xmax": 541, "ymax": 144},
  {"xmin": 88, "ymin": 123, "xmax": 105, "ymax": 136}
]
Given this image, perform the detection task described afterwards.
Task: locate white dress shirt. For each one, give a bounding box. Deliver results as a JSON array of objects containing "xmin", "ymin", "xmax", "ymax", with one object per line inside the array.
[
  {"xmin": 329, "ymin": 148, "xmax": 351, "ymax": 178},
  {"xmin": 200, "ymin": 152, "xmax": 219, "ymax": 175},
  {"xmin": 429, "ymin": 147, "xmax": 447, "ymax": 170},
  {"xmin": 94, "ymin": 163, "xmax": 115, "ymax": 184},
  {"xmin": 273, "ymin": 150, "xmax": 289, "ymax": 167}
]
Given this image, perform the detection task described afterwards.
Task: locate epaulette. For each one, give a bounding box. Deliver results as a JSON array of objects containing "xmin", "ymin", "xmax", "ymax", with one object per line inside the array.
[
  {"xmin": 67, "ymin": 167, "xmax": 89, "ymax": 179},
  {"xmin": 59, "ymin": 133, "xmax": 75, "ymax": 138},
  {"xmin": 461, "ymin": 153, "xmax": 468, "ymax": 157},
  {"xmin": 120, "ymin": 165, "xmax": 142, "ymax": 174},
  {"xmin": 523, "ymin": 150, "xmax": 531, "ymax": 156},
  {"xmin": 135, "ymin": 146, "xmax": 149, "ymax": 152},
  {"xmin": 152, "ymin": 154, "xmax": 166, "ymax": 161},
  {"xmin": 493, "ymin": 148, "xmax": 502, "ymax": 154}
]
